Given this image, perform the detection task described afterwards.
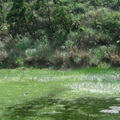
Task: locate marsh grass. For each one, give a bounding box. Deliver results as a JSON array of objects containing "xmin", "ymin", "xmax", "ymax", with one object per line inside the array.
[
  {"xmin": 68, "ymin": 72, "xmax": 120, "ymax": 94},
  {"xmin": 0, "ymin": 68, "xmax": 120, "ymax": 120}
]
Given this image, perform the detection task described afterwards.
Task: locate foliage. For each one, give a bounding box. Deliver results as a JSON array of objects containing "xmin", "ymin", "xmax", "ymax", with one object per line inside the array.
[
  {"xmin": 0, "ymin": 51, "xmax": 8, "ymax": 61},
  {"xmin": 7, "ymin": 0, "xmax": 36, "ymax": 38},
  {"xmin": 0, "ymin": 0, "xmax": 120, "ymax": 68},
  {"xmin": 50, "ymin": 50, "xmax": 65, "ymax": 66},
  {"xmin": 53, "ymin": 4, "xmax": 73, "ymax": 32},
  {"xmin": 91, "ymin": 8, "xmax": 120, "ymax": 45},
  {"xmin": 110, "ymin": 55, "xmax": 120, "ymax": 67},
  {"xmin": 50, "ymin": 48, "xmax": 91, "ymax": 68},
  {"xmin": 0, "ymin": 0, "xmax": 3, "ymax": 27},
  {"xmin": 0, "ymin": 41, "xmax": 5, "ymax": 51},
  {"xmin": 24, "ymin": 43, "xmax": 53, "ymax": 66}
]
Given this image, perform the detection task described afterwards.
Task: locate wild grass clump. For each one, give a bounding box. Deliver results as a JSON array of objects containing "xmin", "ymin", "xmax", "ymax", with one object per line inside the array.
[
  {"xmin": 24, "ymin": 43, "xmax": 53, "ymax": 67},
  {"xmin": 79, "ymin": 51, "xmax": 90, "ymax": 67},
  {"xmin": 89, "ymin": 45, "xmax": 119, "ymax": 67},
  {"xmin": 0, "ymin": 51, "xmax": 18, "ymax": 68},
  {"xmin": 110, "ymin": 55, "xmax": 120, "ymax": 67},
  {"xmin": 0, "ymin": 41, "xmax": 5, "ymax": 51},
  {"xmin": 0, "ymin": 41, "xmax": 10, "ymax": 68},
  {"xmin": 0, "ymin": 51, "xmax": 8, "ymax": 62},
  {"xmin": 50, "ymin": 48, "xmax": 92, "ymax": 68},
  {"xmin": 50, "ymin": 50, "xmax": 65, "ymax": 67}
]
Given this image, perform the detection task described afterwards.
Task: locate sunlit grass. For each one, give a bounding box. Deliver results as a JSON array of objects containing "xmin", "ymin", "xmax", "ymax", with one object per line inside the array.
[{"xmin": 0, "ymin": 67, "xmax": 120, "ymax": 119}]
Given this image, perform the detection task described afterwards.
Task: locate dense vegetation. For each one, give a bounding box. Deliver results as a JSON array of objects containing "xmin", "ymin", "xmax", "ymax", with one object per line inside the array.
[{"xmin": 0, "ymin": 0, "xmax": 120, "ymax": 68}]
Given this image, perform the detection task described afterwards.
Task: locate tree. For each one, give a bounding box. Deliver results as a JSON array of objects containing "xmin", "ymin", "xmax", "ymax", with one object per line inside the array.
[
  {"xmin": 7, "ymin": 0, "xmax": 36, "ymax": 38},
  {"xmin": 0, "ymin": 0, "xmax": 3, "ymax": 27},
  {"xmin": 53, "ymin": 4, "xmax": 73, "ymax": 33}
]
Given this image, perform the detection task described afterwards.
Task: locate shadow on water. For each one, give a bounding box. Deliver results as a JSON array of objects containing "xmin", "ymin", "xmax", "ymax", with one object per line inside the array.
[{"xmin": 3, "ymin": 94, "xmax": 120, "ymax": 120}]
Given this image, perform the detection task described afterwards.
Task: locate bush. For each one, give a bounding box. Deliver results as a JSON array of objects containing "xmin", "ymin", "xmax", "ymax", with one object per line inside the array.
[
  {"xmin": 51, "ymin": 48, "xmax": 91, "ymax": 68},
  {"xmin": 72, "ymin": 3, "xmax": 86, "ymax": 14},
  {"xmin": 89, "ymin": 0, "xmax": 120, "ymax": 10},
  {"xmin": 48, "ymin": 29, "xmax": 68, "ymax": 48},
  {"xmin": 25, "ymin": 49, "xmax": 37, "ymax": 58},
  {"xmin": 90, "ymin": 8, "xmax": 120, "ymax": 45},
  {"xmin": 64, "ymin": 48, "xmax": 80, "ymax": 68},
  {"xmin": 53, "ymin": 5, "xmax": 73, "ymax": 32},
  {"xmin": 110, "ymin": 55, "xmax": 120, "ymax": 67},
  {"xmin": 62, "ymin": 33, "xmax": 77, "ymax": 49},
  {"xmin": 79, "ymin": 51, "xmax": 90, "ymax": 67},
  {"xmin": 79, "ymin": 28, "xmax": 108, "ymax": 47},
  {"xmin": 0, "ymin": 51, "xmax": 8, "ymax": 61},
  {"xmin": 50, "ymin": 50, "xmax": 65, "ymax": 66},
  {"xmin": 68, "ymin": 28, "xmax": 111, "ymax": 48},
  {"xmin": 89, "ymin": 45, "xmax": 117, "ymax": 66},
  {"xmin": 24, "ymin": 43, "xmax": 53, "ymax": 66},
  {"xmin": 0, "ymin": 51, "xmax": 18, "ymax": 68},
  {"xmin": 89, "ymin": 46, "xmax": 107, "ymax": 66},
  {"xmin": 1, "ymin": 0, "xmax": 120, "ymax": 68},
  {"xmin": 64, "ymin": 48, "xmax": 91, "ymax": 68},
  {"xmin": 5, "ymin": 36, "xmax": 33, "ymax": 61},
  {"xmin": 0, "ymin": 41, "xmax": 5, "ymax": 51},
  {"xmin": 2, "ymin": 36, "xmax": 34, "ymax": 67},
  {"xmin": 15, "ymin": 37, "xmax": 32, "ymax": 51}
]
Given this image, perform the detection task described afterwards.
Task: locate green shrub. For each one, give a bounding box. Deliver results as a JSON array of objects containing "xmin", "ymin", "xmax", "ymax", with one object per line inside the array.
[
  {"xmin": 89, "ymin": 0, "xmax": 120, "ymax": 10},
  {"xmin": 49, "ymin": 29, "xmax": 68, "ymax": 47},
  {"xmin": 63, "ymin": 33, "xmax": 77, "ymax": 49},
  {"xmin": 64, "ymin": 48, "xmax": 91, "ymax": 68},
  {"xmin": 25, "ymin": 43, "xmax": 53, "ymax": 66},
  {"xmin": 89, "ymin": 8, "xmax": 120, "ymax": 45},
  {"xmin": 15, "ymin": 37, "xmax": 32, "ymax": 51},
  {"xmin": 72, "ymin": 28, "xmax": 110, "ymax": 48},
  {"xmin": 0, "ymin": 41, "xmax": 5, "ymax": 51},
  {"xmin": 5, "ymin": 37, "xmax": 32, "ymax": 63},
  {"xmin": 50, "ymin": 50, "xmax": 65, "ymax": 66},
  {"xmin": 72, "ymin": 3, "xmax": 86, "ymax": 14},
  {"xmin": 89, "ymin": 45, "xmax": 117, "ymax": 66},
  {"xmin": 0, "ymin": 51, "xmax": 8, "ymax": 62},
  {"xmin": 16, "ymin": 57, "xmax": 24, "ymax": 66},
  {"xmin": 25, "ymin": 48, "xmax": 37, "ymax": 58},
  {"xmin": 0, "ymin": 51, "xmax": 17, "ymax": 68},
  {"xmin": 51, "ymin": 48, "xmax": 91, "ymax": 68},
  {"xmin": 79, "ymin": 51, "xmax": 90, "ymax": 67},
  {"xmin": 1, "ymin": 0, "xmax": 120, "ymax": 68},
  {"xmin": 53, "ymin": 5, "xmax": 73, "ymax": 32},
  {"xmin": 89, "ymin": 46, "xmax": 107, "ymax": 66}
]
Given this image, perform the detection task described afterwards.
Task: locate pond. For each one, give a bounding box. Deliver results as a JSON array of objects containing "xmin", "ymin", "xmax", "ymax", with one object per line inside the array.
[{"xmin": 3, "ymin": 95, "xmax": 120, "ymax": 120}]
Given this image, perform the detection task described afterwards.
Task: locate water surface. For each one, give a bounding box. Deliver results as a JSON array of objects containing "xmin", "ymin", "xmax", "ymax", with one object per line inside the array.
[{"xmin": 3, "ymin": 95, "xmax": 120, "ymax": 120}]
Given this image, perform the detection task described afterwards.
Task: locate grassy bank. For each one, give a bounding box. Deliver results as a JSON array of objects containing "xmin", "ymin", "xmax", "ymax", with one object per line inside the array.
[{"xmin": 0, "ymin": 68, "xmax": 120, "ymax": 119}]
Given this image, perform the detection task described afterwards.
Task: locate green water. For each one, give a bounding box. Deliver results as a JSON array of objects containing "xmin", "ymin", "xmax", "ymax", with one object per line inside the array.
[{"xmin": 3, "ymin": 95, "xmax": 120, "ymax": 120}]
